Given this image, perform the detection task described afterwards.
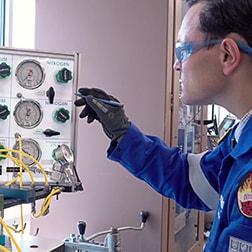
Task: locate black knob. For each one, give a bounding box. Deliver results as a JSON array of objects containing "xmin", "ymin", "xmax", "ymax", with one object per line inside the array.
[
  {"xmin": 43, "ymin": 129, "xmax": 60, "ymax": 137},
  {"xmin": 77, "ymin": 221, "xmax": 86, "ymax": 235},
  {"xmin": 46, "ymin": 86, "xmax": 55, "ymax": 104},
  {"xmin": 140, "ymin": 211, "xmax": 149, "ymax": 223},
  {"xmin": 0, "ymin": 105, "xmax": 10, "ymax": 120}
]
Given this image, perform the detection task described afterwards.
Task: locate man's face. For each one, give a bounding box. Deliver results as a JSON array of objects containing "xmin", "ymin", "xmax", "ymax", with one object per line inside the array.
[{"xmin": 173, "ymin": 3, "xmax": 225, "ymax": 106}]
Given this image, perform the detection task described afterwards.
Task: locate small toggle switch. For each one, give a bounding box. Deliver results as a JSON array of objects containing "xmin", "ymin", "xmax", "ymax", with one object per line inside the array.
[{"xmin": 46, "ymin": 86, "xmax": 55, "ymax": 104}]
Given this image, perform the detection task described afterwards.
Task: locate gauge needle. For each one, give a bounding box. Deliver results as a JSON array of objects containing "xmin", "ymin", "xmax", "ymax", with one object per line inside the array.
[
  {"xmin": 21, "ymin": 70, "xmax": 33, "ymax": 84},
  {"xmin": 27, "ymin": 70, "xmax": 33, "ymax": 82},
  {"xmin": 21, "ymin": 148, "xmax": 30, "ymax": 155},
  {"xmin": 26, "ymin": 108, "xmax": 31, "ymax": 116}
]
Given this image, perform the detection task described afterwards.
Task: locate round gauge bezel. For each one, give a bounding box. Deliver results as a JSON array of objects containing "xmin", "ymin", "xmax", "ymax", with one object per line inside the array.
[
  {"xmin": 12, "ymin": 138, "xmax": 42, "ymax": 167},
  {"xmin": 53, "ymin": 144, "xmax": 74, "ymax": 165},
  {"xmin": 13, "ymin": 99, "xmax": 43, "ymax": 129},
  {"xmin": 15, "ymin": 59, "xmax": 46, "ymax": 89}
]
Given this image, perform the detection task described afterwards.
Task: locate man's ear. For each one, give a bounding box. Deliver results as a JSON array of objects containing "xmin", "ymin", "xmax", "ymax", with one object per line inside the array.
[{"xmin": 220, "ymin": 38, "xmax": 241, "ymax": 75}]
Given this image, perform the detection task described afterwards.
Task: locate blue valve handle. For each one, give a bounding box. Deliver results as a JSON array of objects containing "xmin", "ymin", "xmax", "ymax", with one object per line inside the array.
[{"xmin": 75, "ymin": 93, "xmax": 124, "ymax": 108}]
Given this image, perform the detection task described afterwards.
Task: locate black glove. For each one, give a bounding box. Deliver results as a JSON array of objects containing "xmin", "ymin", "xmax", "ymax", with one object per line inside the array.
[{"xmin": 74, "ymin": 88, "xmax": 130, "ymax": 141}]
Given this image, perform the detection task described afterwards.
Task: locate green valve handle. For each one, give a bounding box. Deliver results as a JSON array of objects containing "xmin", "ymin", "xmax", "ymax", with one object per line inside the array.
[
  {"xmin": 55, "ymin": 108, "xmax": 70, "ymax": 123},
  {"xmin": 0, "ymin": 62, "xmax": 11, "ymax": 78},
  {"xmin": 56, "ymin": 68, "xmax": 72, "ymax": 83},
  {"xmin": 0, "ymin": 143, "xmax": 7, "ymax": 161},
  {"xmin": 0, "ymin": 105, "xmax": 10, "ymax": 120}
]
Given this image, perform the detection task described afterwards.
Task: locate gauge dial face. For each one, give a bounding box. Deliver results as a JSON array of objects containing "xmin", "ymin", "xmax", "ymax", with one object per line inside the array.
[
  {"xmin": 13, "ymin": 99, "xmax": 43, "ymax": 129},
  {"xmin": 12, "ymin": 138, "xmax": 42, "ymax": 167},
  {"xmin": 15, "ymin": 59, "xmax": 45, "ymax": 89}
]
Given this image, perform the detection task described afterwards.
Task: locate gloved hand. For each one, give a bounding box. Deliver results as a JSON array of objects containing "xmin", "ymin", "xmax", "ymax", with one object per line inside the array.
[{"xmin": 74, "ymin": 88, "xmax": 130, "ymax": 141}]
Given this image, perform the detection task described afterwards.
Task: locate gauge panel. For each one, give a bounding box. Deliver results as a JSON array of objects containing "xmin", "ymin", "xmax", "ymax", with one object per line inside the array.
[{"xmin": 0, "ymin": 48, "xmax": 79, "ymax": 185}]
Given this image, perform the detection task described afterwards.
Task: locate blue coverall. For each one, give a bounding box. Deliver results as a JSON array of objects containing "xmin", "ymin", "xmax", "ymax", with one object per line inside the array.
[{"xmin": 107, "ymin": 117, "xmax": 252, "ymax": 252}]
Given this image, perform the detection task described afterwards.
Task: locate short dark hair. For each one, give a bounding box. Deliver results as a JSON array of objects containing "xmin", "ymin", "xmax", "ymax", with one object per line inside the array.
[{"xmin": 185, "ymin": 0, "xmax": 252, "ymax": 46}]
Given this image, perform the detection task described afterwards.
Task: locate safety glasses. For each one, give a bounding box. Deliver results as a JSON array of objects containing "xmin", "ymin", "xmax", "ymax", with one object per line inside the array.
[
  {"xmin": 235, "ymin": 40, "xmax": 252, "ymax": 58},
  {"xmin": 175, "ymin": 39, "xmax": 222, "ymax": 63},
  {"xmin": 175, "ymin": 39, "xmax": 252, "ymax": 63}
]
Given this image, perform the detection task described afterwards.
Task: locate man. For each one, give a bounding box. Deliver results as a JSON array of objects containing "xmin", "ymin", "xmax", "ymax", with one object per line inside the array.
[{"xmin": 75, "ymin": 0, "xmax": 252, "ymax": 251}]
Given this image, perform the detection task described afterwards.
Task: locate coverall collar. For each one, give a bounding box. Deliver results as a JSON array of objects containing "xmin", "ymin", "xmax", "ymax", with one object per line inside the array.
[{"xmin": 230, "ymin": 116, "xmax": 252, "ymax": 157}]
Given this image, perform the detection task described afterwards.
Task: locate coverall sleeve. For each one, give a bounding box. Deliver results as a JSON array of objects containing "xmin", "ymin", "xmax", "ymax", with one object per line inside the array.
[{"xmin": 107, "ymin": 123, "xmax": 218, "ymax": 211}]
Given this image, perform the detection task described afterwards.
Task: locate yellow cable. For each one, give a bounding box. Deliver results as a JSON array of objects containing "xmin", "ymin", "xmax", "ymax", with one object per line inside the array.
[
  {"xmin": 33, "ymin": 188, "xmax": 60, "ymax": 218},
  {"xmin": 6, "ymin": 222, "xmax": 26, "ymax": 234},
  {"xmin": 0, "ymin": 216, "xmax": 21, "ymax": 252},
  {"xmin": 32, "ymin": 188, "xmax": 61, "ymax": 218},
  {"xmin": 17, "ymin": 135, "xmax": 23, "ymax": 189},
  {"xmin": 20, "ymin": 205, "xmax": 24, "ymax": 234},
  {"xmin": 1, "ymin": 155, "xmax": 35, "ymax": 186},
  {"xmin": 0, "ymin": 139, "xmax": 56, "ymax": 248},
  {"xmin": 2, "ymin": 154, "xmax": 34, "ymax": 184},
  {"xmin": 0, "ymin": 244, "xmax": 10, "ymax": 252},
  {"xmin": 6, "ymin": 225, "xmax": 18, "ymax": 233},
  {"xmin": 1, "ymin": 152, "xmax": 33, "ymax": 235},
  {"xmin": 9, "ymin": 156, "xmax": 35, "ymax": 185},
  {"xmin": 0, "ymin": 149, "xmax": 48, "ymax": 186},
  {"xmin": 4, "ymin": 175, "xmax": 19, "ymax": 187}
]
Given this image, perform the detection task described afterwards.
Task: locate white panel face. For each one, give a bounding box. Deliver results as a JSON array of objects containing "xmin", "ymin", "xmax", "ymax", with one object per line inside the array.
[{"xmin": 0, "ymin": 48, "xmax": 79, "ymax": 186}]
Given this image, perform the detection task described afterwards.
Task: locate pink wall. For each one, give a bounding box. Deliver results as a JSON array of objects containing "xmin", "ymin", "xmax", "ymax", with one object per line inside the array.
[{"xmin": 32, "ymin": 0, "xmax": 167, "ymax": 251}]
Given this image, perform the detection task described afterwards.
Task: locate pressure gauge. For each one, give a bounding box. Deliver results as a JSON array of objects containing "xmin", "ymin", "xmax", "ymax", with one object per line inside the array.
[
  {"xmin": 52, "ymin": 144, "xmax": 74, "ymax": 165},
  {"xmin": 13, "ymin": 99, "xmax": 43, "ymax": 128},
  {"xmin": 15, "ymin": 59, "xmax": 45, "ymax": 89},
  {"xmin": 12, "ymin": 138, "xmax": 42, "ymax": 167}
]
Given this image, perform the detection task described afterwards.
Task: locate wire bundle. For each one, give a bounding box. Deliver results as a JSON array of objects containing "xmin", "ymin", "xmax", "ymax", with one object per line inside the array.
[{"xmin": 0, "ymin": 135, "xmax": 62, "ymax": 251}]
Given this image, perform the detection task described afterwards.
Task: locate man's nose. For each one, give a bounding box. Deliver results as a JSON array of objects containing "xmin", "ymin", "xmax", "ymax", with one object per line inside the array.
[{"xmin": 173, "ymin": 59, "xmax": 181, "ymax": 71}]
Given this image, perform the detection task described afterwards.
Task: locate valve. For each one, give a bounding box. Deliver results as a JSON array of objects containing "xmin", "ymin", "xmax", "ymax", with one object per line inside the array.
[
  {"xmin": 0, "ymin": 143, "xmax": 7, "ymax": 161},
  {"xmin": 56, "ymin": 68, "xmax": 72, "ymax": 83},
  {"xmin": 55, "ymin": 108, "xmax": 70, "ymax": 123},
  {"xmin": 0, "ymin": 62, "xmax": 11, "ymax": 78},
  {"xmin": 78, "ymin": 211, "xmax": 149, "ymax": 242},
  {"xmin": 0, "ymin": 105, "xmax": 10, "ymax": 120},
  {"xmin": 64, "ymin": 211, "xmax": 149, "ymax": 252}
]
